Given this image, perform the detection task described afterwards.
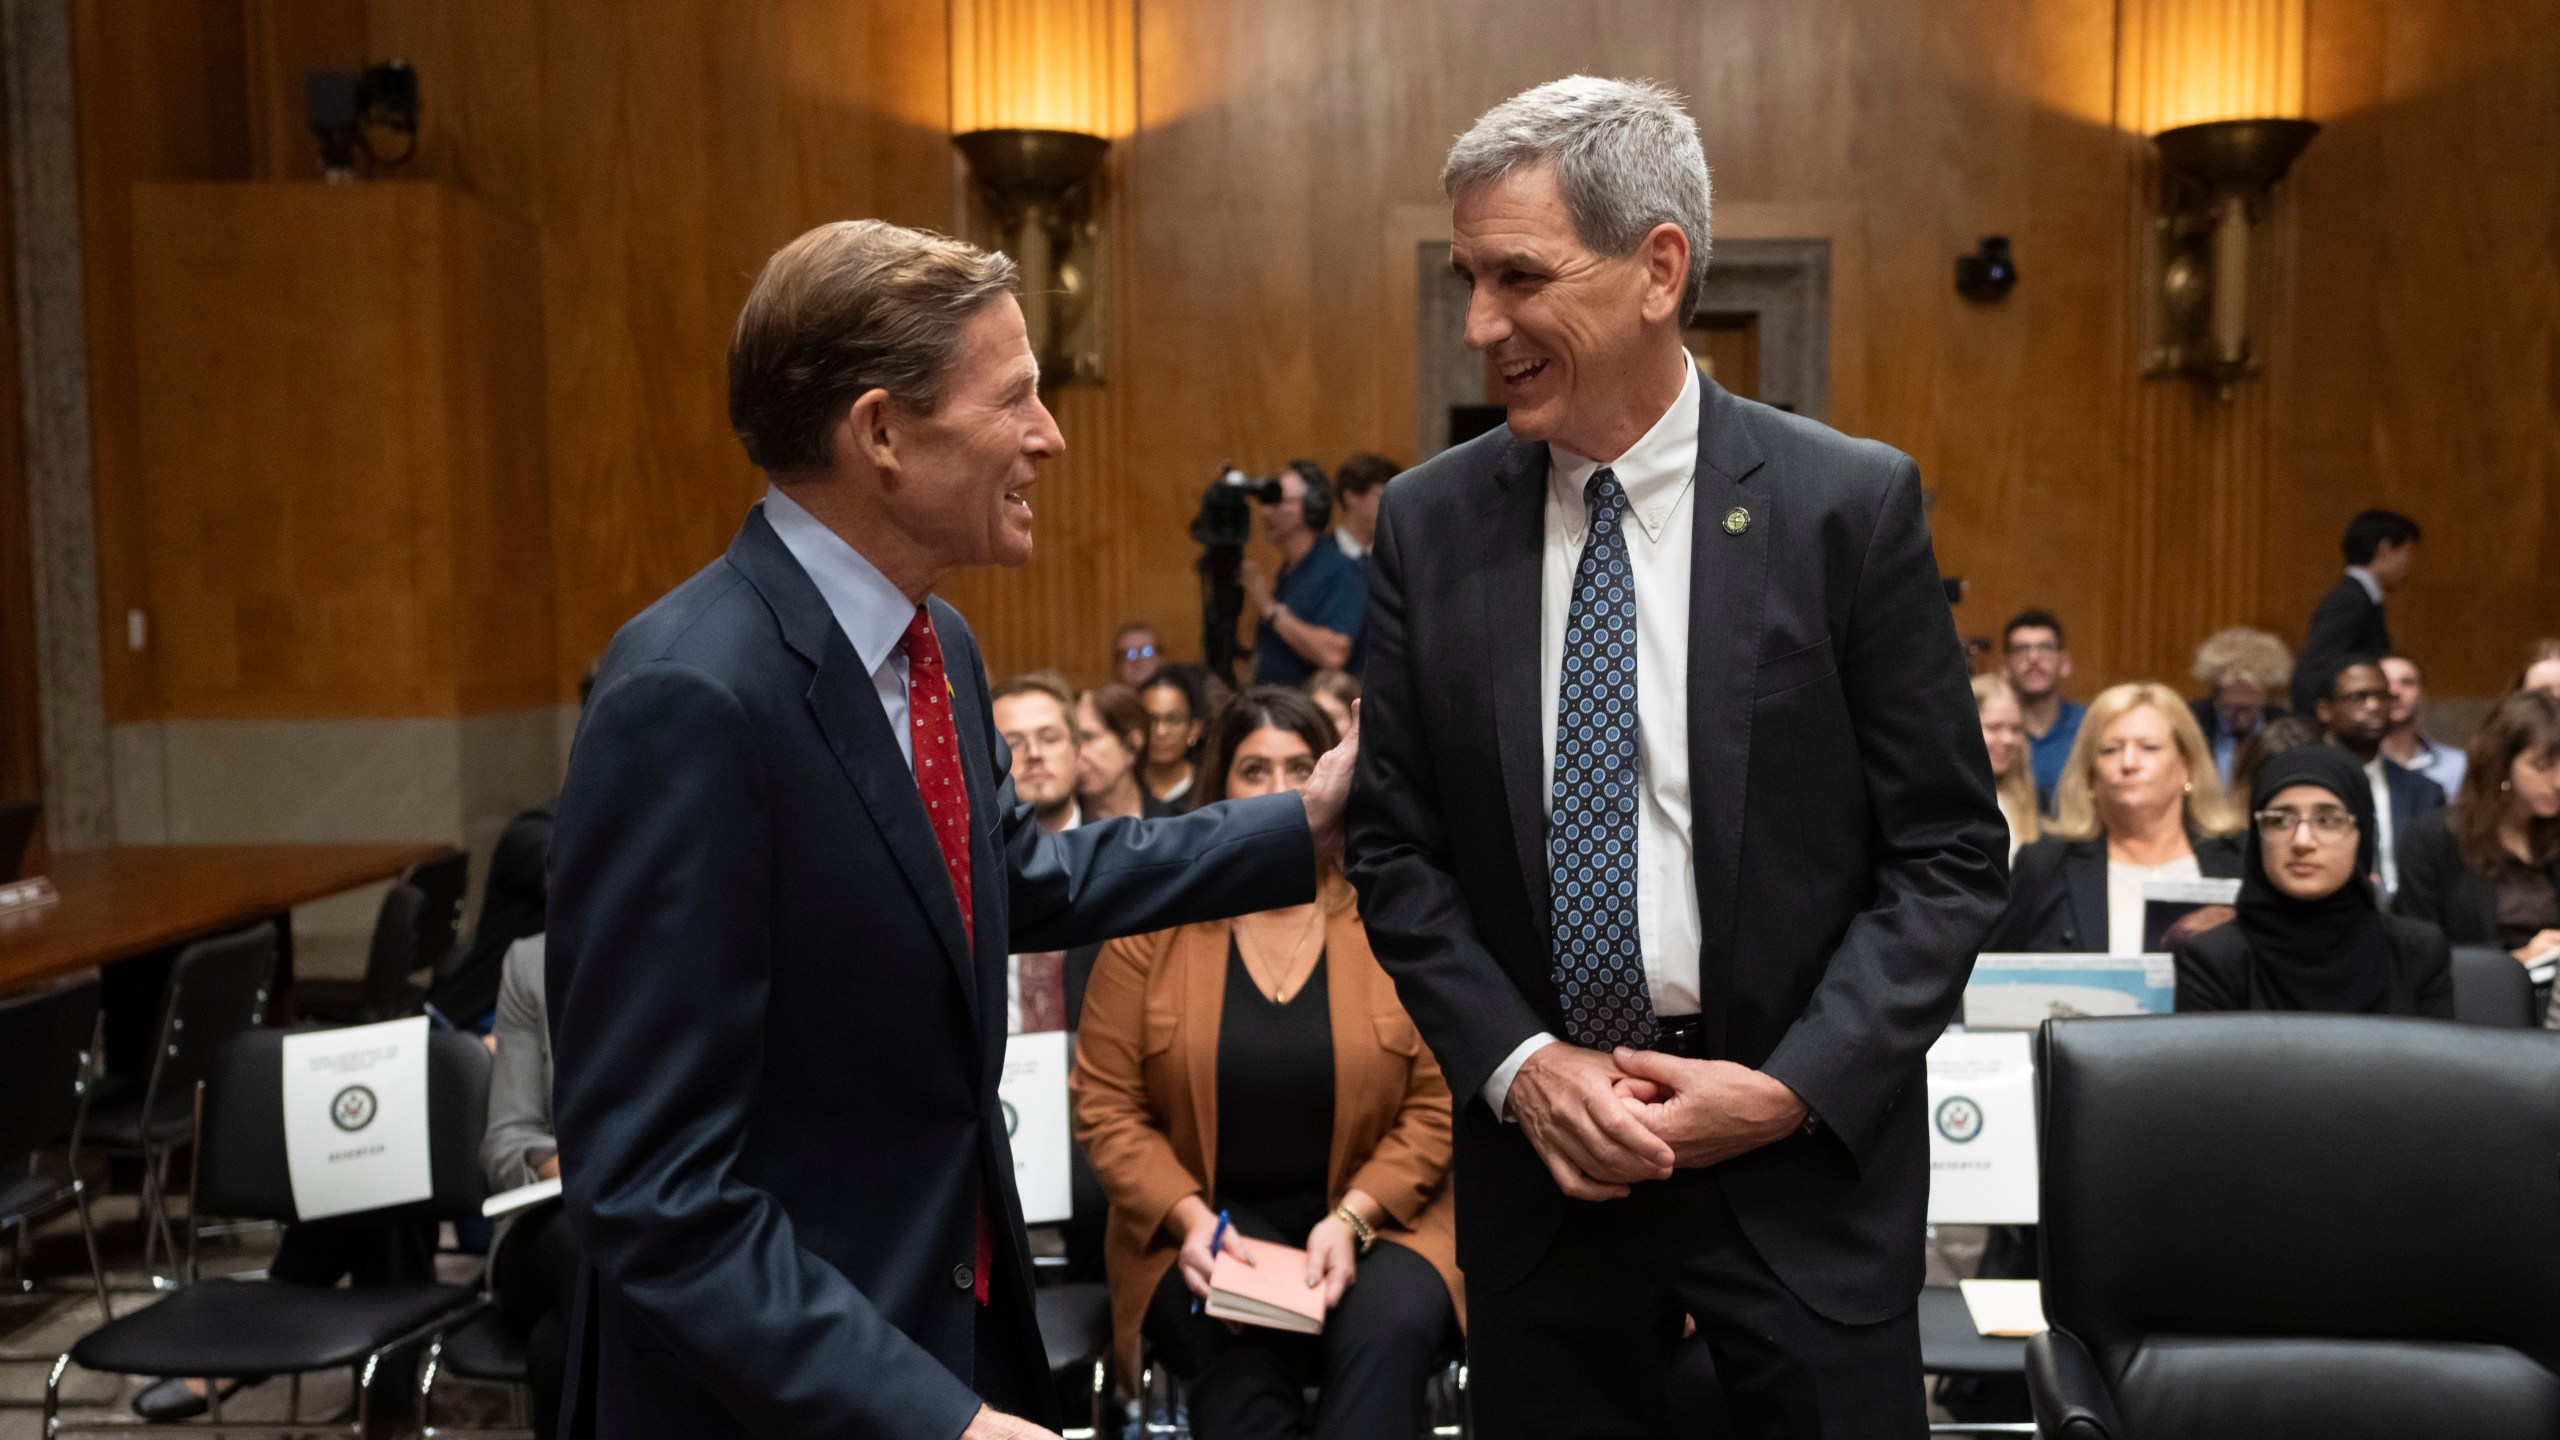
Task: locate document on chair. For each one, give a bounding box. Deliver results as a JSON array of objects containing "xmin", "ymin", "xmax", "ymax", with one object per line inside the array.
[
  {"xmin": 1204, "ymin": 1242, "xmax": 1325, "ymax": 1334},
  {"xmin": 999, "ymin": 1029, "xmax": 1072, "ymax": 1225},
  {"xmin": 280, "ymin": 1016, "xmax": 434, "ymax": 1221},
  {"xmin": 1959, "ymin": 1279, "xmax": 2049, "ymax": 1337},
  {"xmin": 1925, "ymin": 1029, "xmax": 2038, "ymax": 1226}
]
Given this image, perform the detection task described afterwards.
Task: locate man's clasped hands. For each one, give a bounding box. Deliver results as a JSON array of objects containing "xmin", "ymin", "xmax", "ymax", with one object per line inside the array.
[{"xmin": 1504, "ymin": 1043, "xmax": 1810, "ymax": 1201}]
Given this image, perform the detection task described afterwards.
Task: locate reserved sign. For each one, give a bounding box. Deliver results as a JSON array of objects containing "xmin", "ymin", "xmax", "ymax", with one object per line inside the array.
[{"xmin": 280, "ymin": 1017, "xmax": 433, "ymax": 1221}]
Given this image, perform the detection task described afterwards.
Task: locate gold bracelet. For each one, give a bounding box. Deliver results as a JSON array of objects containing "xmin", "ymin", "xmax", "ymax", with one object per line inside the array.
[{"xmin": 1333, "ymin": 1204, "xmax": 1376, "ymax": 1255}]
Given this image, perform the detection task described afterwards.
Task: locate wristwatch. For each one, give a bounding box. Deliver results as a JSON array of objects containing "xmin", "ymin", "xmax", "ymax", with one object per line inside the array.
[{"xmin": 1333, "ymin": 1204, "xmax": 1376, "ymax": 1255}]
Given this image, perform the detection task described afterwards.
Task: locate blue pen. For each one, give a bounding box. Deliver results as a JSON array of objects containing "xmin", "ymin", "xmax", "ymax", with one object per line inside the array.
[{"xmin": 1192, "ymin": 1209, "xmax": 1235, "ymax": 1314}]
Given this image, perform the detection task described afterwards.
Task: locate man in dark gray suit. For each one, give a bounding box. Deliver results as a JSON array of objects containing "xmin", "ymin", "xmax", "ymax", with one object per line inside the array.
[{"xmin": 1346, "ymin": 77, "xmax": 2007, "ymax": 1438}]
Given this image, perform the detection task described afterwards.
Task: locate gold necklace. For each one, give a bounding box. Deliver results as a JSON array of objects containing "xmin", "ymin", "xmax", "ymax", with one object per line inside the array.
[{"xmin": 1242, "ymin": 905, "xmax": 1325, "ymax": 1002}]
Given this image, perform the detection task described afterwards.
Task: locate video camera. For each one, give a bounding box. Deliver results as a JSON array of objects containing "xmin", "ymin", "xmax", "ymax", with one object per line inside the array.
[{"xmin": 1190, "ymin": 466, "xmax": 1284, "ymax": 681}]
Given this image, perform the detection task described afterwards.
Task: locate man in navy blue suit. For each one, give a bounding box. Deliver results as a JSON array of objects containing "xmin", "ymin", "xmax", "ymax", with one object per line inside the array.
[{"xmin": 547, "ymin": 221, "xmax": 1354, "ymax": 1440}]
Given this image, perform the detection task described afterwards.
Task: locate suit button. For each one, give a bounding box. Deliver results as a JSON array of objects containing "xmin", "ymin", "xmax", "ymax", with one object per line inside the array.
[{"xmin": 951, "ymin": 1263, "xmax": 974, "ymax": 1293}]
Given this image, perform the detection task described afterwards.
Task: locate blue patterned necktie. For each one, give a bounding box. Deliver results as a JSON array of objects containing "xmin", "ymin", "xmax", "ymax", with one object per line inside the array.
[{"xmin": 1549, "ymin": 467, "xmax": 1656, "ymax": 1049}]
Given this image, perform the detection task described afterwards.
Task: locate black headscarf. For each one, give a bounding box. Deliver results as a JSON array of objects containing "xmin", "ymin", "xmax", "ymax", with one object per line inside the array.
[{"xmin": 2235, "ymin": 745, "xmax": 2396, "ymax": 1013}]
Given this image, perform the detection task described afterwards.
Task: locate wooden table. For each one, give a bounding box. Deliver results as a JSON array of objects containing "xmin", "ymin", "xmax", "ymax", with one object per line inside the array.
[{"xmin": 0, "ymin": 842, "xmax": 456, "ymax": 999}]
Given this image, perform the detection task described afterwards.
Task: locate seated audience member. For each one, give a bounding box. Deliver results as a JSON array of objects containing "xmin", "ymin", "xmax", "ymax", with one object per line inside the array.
[
  {"xmin": 2231, "ymin": 713, "xmax": 2324, "ymax": 803},
  {"xmin": 1139, "ymin": 669, "xmax": 1208, "ymax": 808},
  {"xmin": 2511, "ymin": 638, "xmax": 2560, "ymax": 697},
  {"xmin": 1972, "ymin": 673, "xmax": 2041, "ymax": 860},
  {"xmin": 1305, "ymin": 668, "xmax": 1360, "ymax": 746},
  {"xmin": 2001, "ymin": 608, "xmax": 2082, "ymax": 805},
  {"xmin": 2380, "ymin": 654, "xmax": 2466, "ymax": 794},
  {"xmin": 483, "ymin": 934, "xmax": 578, "ymax": 1440},
  {"xmin": 1987, "ymin": 682, "xmax": 2244, "ymax": 954},
  {"xmin": 2176, "ymin": 745, "xmax": 2452, "ymax": 1017},
  {"xmin": 2292, "ymin": 507, "xmax": 2420, "ymax": 716},
  {"xmin": 2188, "ymin": 626, "xmax": 2292, "ymax": 787},
  {"xmin": 1241, "ymin": 461, "xmax": 1367, "ymax": 687},
  {"xmin": 2315, "ymin": 659, "xmax": 2446, "ymax": 901},
  {"xmin": 1332, "ymin": 453, "xmax": 1395, "ymax": 673},
  {"xmin": 1076, "ymin": 682, "xmax": 1171, "ymax": 820},
  {"xmin": 1072, "ymin": 687, "xmax": 1459, "ymax": 1440},
  {"xmin": 2393, "ymin": 690, "xmax": 2560, "ymax": 975},
  {"xmin": 423, "ymin": 801, "xmax": 552, "ymax": 1031},
  {"xmin": 993, "ymin": 673, "xmax": 1082, "ymax": 833},
  {"xmin": 1113, "ymin": 620, "xmax": 1164, "ymax": 688}
]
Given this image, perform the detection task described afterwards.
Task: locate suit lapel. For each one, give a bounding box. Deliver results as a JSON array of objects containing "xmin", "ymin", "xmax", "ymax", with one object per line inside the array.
[
  {"xmin": 1686, "ymin": 376, "xmax": 1768, "ymax": 1052},
  {"xmin": 726, "ymin": 509, "xmax": 977, "ymax": 1007},
  {"xmin": 1485, "ymin": 437, "xmax": 1557, "ymax": 940}
]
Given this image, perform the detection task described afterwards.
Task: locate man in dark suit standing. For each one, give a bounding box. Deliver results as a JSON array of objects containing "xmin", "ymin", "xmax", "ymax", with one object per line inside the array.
[
  {"xmin": 1347, "ymin": 78, "xmax": 2007, "ymax": 1438},
  {"xmin": 548, "ymin": 222, "xmax": 1349, "ymax": 1440},
  {"xmin": 2290, "ymin": 508, "xmax": 2420, "ymax": 716}
]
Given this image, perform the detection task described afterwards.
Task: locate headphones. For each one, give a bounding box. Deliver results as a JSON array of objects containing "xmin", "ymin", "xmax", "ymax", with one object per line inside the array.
[{"xmin": 1287, "ymin": 460, "xmax": 1333, "ymax": 533}]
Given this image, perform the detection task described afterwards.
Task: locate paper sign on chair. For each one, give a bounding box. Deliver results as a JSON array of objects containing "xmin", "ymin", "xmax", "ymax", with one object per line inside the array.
[{"xmin": 280, "ymin": 1016, "xmax": 434, "ymax": 1221}]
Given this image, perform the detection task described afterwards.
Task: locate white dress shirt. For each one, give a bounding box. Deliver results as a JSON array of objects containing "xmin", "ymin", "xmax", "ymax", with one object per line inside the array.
[
  {"xmin": 762, "ymin": 484, "xmax": 918, "ymax": 772},
  {"xmin": 1335, "ymin": 529, "xmax": 1371, "ymax": 561},
  {"xmin": 1485, "ymin": 357, "xmax": 1703, "ymax": 1118},
  {"xmin": 2345, "ymin": 565, "xmax": 2383, "ymax": 606}
]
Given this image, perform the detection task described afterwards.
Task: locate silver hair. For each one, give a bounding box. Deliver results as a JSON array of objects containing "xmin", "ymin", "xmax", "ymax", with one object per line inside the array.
[{"xmin": 1442, "ymin": 76, "xmax": 1713, "ymax": 321}]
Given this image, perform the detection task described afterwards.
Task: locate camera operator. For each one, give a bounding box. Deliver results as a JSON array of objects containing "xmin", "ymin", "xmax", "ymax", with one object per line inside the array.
[{"xmin": 1239, "ymin": 460, "xmax": 1368, "ymax": 686}]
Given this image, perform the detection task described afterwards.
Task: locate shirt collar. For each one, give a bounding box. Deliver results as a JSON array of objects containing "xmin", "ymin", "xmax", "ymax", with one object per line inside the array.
[
  {"xmin": 1549, "ymin": 355, "xmax": 1701, "ymax": 543},
  {"xmin": 2346, "ymin": 565, "xmax": 2383, "ymax": 605},
  {"xmin": 761, "ymin": 484, "xmax": 916, "ymax": 677}
]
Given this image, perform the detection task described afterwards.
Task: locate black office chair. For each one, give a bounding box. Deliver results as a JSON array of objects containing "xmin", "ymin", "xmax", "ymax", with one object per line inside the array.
[
  {"xmin": 81, "ymin": 925, "xmax": 276, "ymax": 1281},
  {"xmin": 0, "ymin": 799, "xmax": 38, "ymax": 882},
  {"xmin": 43, "ymin": 1026, "xmax": 493, "ymax": 1437},
  {"xmin": 0, "ymin": 980, "xmax": 112, "ymax": 1371},
  {"xmin": 419, "ymin": 1306, "xmax": 535, "ymax": 1439},
  {"xmin": 1035, "ymin": 1281, "xmax": 1112, "ymax": 1439},
  {"xmin": 2027, "ymin": 1013, "xmax": 2560, "ymax": 1439},
  {"xmin": 2451, "ymin": 945, "xmax": 2538, "ymax": 1027},
  {"xmin": 362, "ymin": 883, "xmax": 430, "ymax": 1023}
]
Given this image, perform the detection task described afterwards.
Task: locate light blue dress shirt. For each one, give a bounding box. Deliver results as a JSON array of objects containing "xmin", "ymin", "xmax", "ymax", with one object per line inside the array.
[{"xmin": 761, "ymin": 484, "xmax": 919, "ymax": 772}]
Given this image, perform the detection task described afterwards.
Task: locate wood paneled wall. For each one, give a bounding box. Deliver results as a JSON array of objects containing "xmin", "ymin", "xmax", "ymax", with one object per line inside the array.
[
  {"xmin": 61, "ymin": 0, "xmax": 2560, "ymax": 728},
  {"xmin": 0, "ymin": 17, "xmax": 40, "ymax": 859}
]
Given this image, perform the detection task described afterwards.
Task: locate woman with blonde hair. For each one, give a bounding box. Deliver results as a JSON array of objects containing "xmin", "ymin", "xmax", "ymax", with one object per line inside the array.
[
  {"xmin": 2188, "ymin": 626, "xmax": 2293, "ymax": 785},
  {"xmin": 1986, "ymin": 682, "xmax": 2246, "ymax": 954},
  {"xmin": 1972, "ymin": 673, "xmax": 2040, "ymax": 859}
]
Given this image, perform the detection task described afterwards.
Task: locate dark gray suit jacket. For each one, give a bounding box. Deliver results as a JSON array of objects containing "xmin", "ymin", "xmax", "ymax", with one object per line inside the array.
[
  {"xmin": 549, "ymin": 507, "xmax": 1315, "ymax": 1439},
  {"xmin": 1345, "ymin": 375, "xmax": 2008, "ymax": 1324},
  {"xmin": 2293, "ymin": 574, "xmax": 2390, "ymax": 715}
]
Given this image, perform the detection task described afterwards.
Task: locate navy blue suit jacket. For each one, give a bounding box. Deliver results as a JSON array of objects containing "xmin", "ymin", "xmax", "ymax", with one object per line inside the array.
[{"xmin": 548, "ymin": 505, "xmax": 1315, "ymax": 1440}]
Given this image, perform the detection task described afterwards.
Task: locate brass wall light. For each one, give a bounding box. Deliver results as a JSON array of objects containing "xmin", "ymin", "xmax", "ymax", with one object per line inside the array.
[
  {"xmin": 2142, "ymin": 116, "xmax": 2318, "ymax": 390},
  {"xmin": 953, "ymin": 128, "xmax": 1110, "ymax": 386}
]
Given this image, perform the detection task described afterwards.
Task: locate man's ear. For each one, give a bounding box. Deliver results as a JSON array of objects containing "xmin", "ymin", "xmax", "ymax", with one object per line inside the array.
[
  {"xmin": 2057, "ymin": 651, "xmax": 2074, "ymax": 682},
  {"xmin": 1637, "ymin": 222, "xmax": 1691, "ymax": 327},
  {"xmin": 841, "ymin": 387, "xmax": 898, "ymax": 479}
]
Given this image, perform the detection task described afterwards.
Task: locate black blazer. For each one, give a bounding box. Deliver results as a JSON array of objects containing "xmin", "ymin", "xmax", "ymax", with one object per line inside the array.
[
  {"xmin": 2379, "ymin": 755, "xmax": 2448, "ymax": 847},
  {"xmin": 2394, "ymin": 806, "xmax": 2560, "ymax": 947},
  {"xmin": 2172, "ymin": 913, "xmax": 2454, "ymax": 1017},
  {"xmin": 1986, "ymin": 831, "xmax": 2247, "ymax": 953},
  {"xmin": 548, "ymin": 507, "xmax": 1315, "ymax": 1440},
  {"xmin": 1345, "ymin": 375, "xmax": 2009, "ymax": 1324},
  {"xmin": 2292, "ymin": 574, "xmax": 2390, "ymax": 715}
]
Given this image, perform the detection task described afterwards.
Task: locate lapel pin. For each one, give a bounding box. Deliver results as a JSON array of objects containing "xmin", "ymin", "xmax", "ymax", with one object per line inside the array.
[{"xmin": 1722, "ymin": 506, "xmax": 1751, "ymax": 536}]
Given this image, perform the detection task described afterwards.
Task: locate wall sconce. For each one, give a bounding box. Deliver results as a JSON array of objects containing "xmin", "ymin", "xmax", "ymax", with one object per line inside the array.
[
  {"xmin": 2141, "ymin": 117, "xmax": 2318, "ymax": 390},
  {"xmin": 947, "ymin": 0, "xmax": 1131, "ymax": 387},
  {"xmin": 953, "ymin": 128, "xmax": 1109, "ymax": 386}
]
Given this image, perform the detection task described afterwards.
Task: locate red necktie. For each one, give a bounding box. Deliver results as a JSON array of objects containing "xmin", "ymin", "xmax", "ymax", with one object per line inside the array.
[{"xmin": 898, "ymin": 607, "xmax": 992, "ymax": 1304}]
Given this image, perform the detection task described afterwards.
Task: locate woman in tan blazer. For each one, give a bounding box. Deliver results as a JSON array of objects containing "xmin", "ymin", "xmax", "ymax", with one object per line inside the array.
[{"xmin": 1074, "ymin": 687, "xmax": 1461, "ymax": 1440}]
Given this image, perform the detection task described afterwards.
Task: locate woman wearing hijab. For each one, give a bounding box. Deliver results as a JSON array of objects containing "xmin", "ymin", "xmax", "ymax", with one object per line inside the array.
[{"xmin": 2175, "ymin": 744, "xmax": 2453, "ymax": 1016}]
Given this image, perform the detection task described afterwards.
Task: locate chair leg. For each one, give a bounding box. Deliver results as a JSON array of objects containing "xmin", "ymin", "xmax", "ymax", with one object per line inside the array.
[
  {"xmin": 150, "ymin": 1148, "xmax": 186, "ymax": 1284},
  {"xmin": 136, "ymin": 1149, "xmax": 162, "ymax": 1277},
  {"xmin": 72, "ymin": 1177, "xmax": 113, "ymax": 1325},
  {"xmin": 357, "ymin": 1351, "xmax": 379, "ymax": 1440},
  {"xmin": 45, "ymin": 1353, "xmax": 67, "ymax": 1431}
]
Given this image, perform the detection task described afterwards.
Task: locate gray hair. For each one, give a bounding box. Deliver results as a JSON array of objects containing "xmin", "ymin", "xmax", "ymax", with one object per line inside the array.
[{"xmin": 1442, "ymin": 76, "xmax": 1713, "ymax": 321}]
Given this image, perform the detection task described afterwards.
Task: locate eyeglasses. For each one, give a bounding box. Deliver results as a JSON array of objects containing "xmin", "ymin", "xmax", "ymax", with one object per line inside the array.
[
  {"xmin": 2254, "ymin": 807, "xmax": 2358, "ymax": 840},
  {"xmin": 2006, "ymin": 641, "xmax": 2062, "ymax": 657},
  {"xmin": 1116, "ymin": 644, "xmax": 1159, "ymax": 661}
]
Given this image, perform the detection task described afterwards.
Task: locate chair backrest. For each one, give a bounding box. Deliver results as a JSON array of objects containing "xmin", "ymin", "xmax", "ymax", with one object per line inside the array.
[
  {"xmin": 0, "ymin": 800, "xmax": 37, "ymax": 882},
  {"xmin": 405, "ymin": 853, "xmax": 469, "ymax": 976},
  {"xmin": 363, "ymin": 883, "xmax": 427, "ymax": 1022},
  {"xmin": 0, "ymin": 979, "xmax": 101, "ymax": 1159},
  {"xmin": 144, "ymin": 926, "xmax": 276, "ymax": 1115},
  {"xmin": 197, "ymin": 1025, "xmax": 492, "ymax": 1223},
  {"xmin": 2039, "ymin": 1014, "xmax": 2560, "ymax": 1436},
  {"xmin": 2452, "ymin": 945, "xmax": 2538, "ymax": 1027}
]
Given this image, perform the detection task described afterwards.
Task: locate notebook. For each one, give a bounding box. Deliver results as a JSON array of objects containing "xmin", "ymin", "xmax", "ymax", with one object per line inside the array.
[
  {"xmin": 1203, "ymin": 1241, "xmax": 1327, "ymax": 1334},
  {"xmin": 1959, "ymin": 1278, "xmax": 2049, "ymax": 1338}
]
